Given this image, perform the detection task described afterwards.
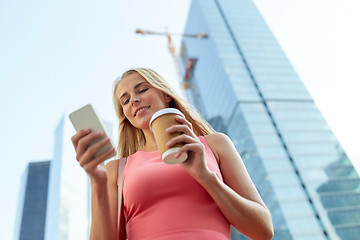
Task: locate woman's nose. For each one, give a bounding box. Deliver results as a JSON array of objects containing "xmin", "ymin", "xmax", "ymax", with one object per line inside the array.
[{"xmin": 130, "ymin": 97, "xmax": 141, "ymax": 105}]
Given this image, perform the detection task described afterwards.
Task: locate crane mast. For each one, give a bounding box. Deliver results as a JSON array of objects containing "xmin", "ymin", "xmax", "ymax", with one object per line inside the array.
[{"xmin": 135, "ymin": 28, "xmax": 207, "ymax": 99}]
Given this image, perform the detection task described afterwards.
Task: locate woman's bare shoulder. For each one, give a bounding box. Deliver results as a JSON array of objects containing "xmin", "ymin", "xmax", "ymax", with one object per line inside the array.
[
  {"xmin": 203, "ymin": 132, "xmax": 230, "ymax": 144},
  {"xmin": 204, "ymin": 132, "xmax": 232, "ymax": 151},
  {"xmin": 105, "ymin": 159, "xmax": 120, "ymax": 184},
  {"xmin": 203, "ymin": 132, "xmax": 232, "ymax": 163}
]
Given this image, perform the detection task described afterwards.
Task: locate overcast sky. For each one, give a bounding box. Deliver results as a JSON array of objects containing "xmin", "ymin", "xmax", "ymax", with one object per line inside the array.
[{"xmin": 0, "ymin": 0, "xmax": 359, "ymax": 239}]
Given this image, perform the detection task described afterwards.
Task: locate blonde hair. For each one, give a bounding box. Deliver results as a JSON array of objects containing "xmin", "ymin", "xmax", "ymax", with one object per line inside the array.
[{"xmin": 113, "ymin": 68, "xmax": 215, "ymax": 158}]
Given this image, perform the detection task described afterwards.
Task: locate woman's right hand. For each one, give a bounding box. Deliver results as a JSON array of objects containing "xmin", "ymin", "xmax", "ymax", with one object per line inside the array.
[{"xmin": 71, "ymin": 128, "xmax": 116, "ymax": 184}]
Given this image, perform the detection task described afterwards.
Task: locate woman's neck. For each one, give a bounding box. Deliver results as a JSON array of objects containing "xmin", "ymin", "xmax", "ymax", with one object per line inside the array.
[{"xmin": 141, "ymin": 128, "xmax": 158, "ymax": 152}]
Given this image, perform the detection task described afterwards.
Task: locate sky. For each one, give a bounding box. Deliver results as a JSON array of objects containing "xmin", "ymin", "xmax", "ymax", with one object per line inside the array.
[{"xmin": 0, "ymin": 0, "xmax": 359, "ymax": 239}]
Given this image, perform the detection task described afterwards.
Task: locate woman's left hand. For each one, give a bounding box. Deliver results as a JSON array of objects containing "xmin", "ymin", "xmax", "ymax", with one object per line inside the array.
[{"xmin": 165, "ymin": 115, "xmax": 212, "ymax": 181}]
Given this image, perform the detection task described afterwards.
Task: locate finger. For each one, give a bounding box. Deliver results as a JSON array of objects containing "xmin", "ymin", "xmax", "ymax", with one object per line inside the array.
[
  {"xmin": 71, "ymin": 128, "xmax": 91, "ymax": 149},
  {"xmin": 80, "ymin": 137, "xmax": 111, "ymax": 165},
  {"xmin": 81, "ymin": 147, "xmax": 116, "ymax": 172},
  {"xmin": 76, "ymin": 131, "xmax": 104, "ymax": 157},
  {"xmin": 166, "ymin": 134, "xmax": 197, "ymax": 148},
  {"xmin": 175, "ymin": 115, "xmax": 192, "ymax": 130},
  {"xmin": 166, "ymin": 124, "xmax": 194, "ymax": 136},
  {"xmin": 175, "ymin": 143, "xmax": 202, "ymax": 159}
]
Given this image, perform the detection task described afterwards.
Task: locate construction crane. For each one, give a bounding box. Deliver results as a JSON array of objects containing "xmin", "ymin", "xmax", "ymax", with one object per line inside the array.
[{"xmin": 135, "ymin": 28, "xmax": 208, "ymax": 97}]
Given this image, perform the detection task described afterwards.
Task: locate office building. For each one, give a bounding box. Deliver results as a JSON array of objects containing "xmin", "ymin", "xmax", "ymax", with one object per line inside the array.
[
  {"xmin": 44, "ymin": 115, "xmax": 114, "ymax": 240},
  {"xmin": 44, "ymin": 116, "xmax": 89, "ymax": 240},
  {"xmin": 14, "ymin": 113, "xmax": 114, "ymax": 240},
  {"xmin": 14, "ymin": 161, "xmax": 51, "ymax": 240},
  {"xmin": 180, "ymin": 0, "xmax": 360, "ymax": 239}
]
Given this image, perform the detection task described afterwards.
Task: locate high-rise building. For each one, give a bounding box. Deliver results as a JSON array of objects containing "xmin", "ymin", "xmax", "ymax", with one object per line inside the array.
[
  {"xmin": 14, "ymin": 113, "xmax": 114, "ymax": 240},
  {"xmin": 44, "ymin": 114, "xmax": 115, "ymax": 240},
  {"xmin": 180, "ymin": 0, "xmax": 360, "ymax": 239},
  {"xmin": 14, "ymin": 161, "xmax": 51, "ymax": 240},
  {"xmin": 44, "ymin": 116, "xmax": 90, "ymax": 240}
]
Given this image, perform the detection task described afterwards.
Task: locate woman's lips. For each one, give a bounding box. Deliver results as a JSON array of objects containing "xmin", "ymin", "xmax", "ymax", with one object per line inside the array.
[{"xmin": 134, "ymin": 106, "xmax": 150, "ymax": 116}]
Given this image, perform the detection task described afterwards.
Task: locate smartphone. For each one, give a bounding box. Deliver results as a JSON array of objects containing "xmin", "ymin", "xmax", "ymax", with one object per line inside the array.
[{"xmin": 69, "ymin": 104, "xmax": 117, "ymax": 159}]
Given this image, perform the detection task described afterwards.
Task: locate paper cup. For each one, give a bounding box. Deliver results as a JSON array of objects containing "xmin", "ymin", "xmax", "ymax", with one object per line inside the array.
[{"xmin": 149, "ymin": 108, "xmax": 188, "ymax": 164}]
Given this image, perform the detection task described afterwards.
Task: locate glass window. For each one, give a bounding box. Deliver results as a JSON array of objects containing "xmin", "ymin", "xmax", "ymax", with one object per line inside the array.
[
  {"xmin": 264, "ymin": 91, "xmax": 312, "ymax": 100},
  {"xmin": 268, "ymin": 172, "xmax": 300, "ymax": 186},
  {"xmin": 288, "ymin": 142, "xmax": 339, "ymax": 156},
  {"xmin": 274, "ymin": 185, "xmax": 307, "ymax": 201},
  {"xmin": 328, "ymin": 209, "xmax": 360, "ymax": 225},
  {"xmin": 294, "ymin": 154, "xmax": 345, "ymax": 169},
  {"xmin": 268, "ymin": 101, "xmax": 317, "ymax": 110},
  {"xmin": 325, "ymin": 165, "xmax": 359, "ymax": 179},
  {"xmin": 336, "ymin": 226, "xmax": 360, "ymax": 240},
  {"xmin": 263, "ymin": 158, "xmax": 294, "ymax": 173},
  {"xmin": 301, "ymin": 169, "xmax": 329, "ymax": 183},
  {"xmin": 317, "ymin": 179, "xmax": 360, "ymax": 193},
  {"xmin": 252, "ymin": 134, "xmax": 282, "ymax": 146},
  {"xmin": 292, "ymin": 232, "xmax": 327, "ymax": 240},
  {"xmin": 282, "ymin": 131, "xmax": 337, "ymax": 144},
  {"xmin": 271, "ymin": 109, "xmax": 323, "ymax": 121},
  {"xmin": 257, "ymin": 145, "xmax": 288, "ymax": 159},
  {"xmin": 258, "ymin": 82, "xmax": 307, "ymax": 92},
  {"xmin": 233, "ymin": 84, "xmax": 260, "ymax": 99},
  {"xmin": 240, "ymin": 102, "xmax": 266, "ymax": 112},
  {"xmin": 256, "ymin": 74, "xmax": 302, "ymax": 83},
  {"xmin": 248, "ymin": 122, "xmax": 277, "ymax": 134},
  {"xmin": 286, "ymin": 216, "xmax": 323, "ymax": 234},
  {"xmin": 280, "ymin": 201, "xmax": 314, "ymax": 218},
  {"xmin": 244, "ymin": 111, "xmax": 272, "ymax": 122},
  {"xmin": 277, "ymin": 119, "xmax": 330, "ymax": 132},
  {"xmin": 320, "ymin": 193, "xmax": 360, "ymax": 209}
]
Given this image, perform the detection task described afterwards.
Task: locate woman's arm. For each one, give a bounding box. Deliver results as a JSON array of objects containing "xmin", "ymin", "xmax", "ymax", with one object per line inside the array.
[
  {"xmin": 202, "ymin": 133, "xmax": 273, "ymax": 240},
  {"xmin": 166, "ymin": 116, "xmax": 273, "ymax": 240},
  {"xmin": 89, "ymin": 160, "xmax": 119, "ymax": 240},
  {"xmin": 71, "ymin": 129, "xmax": 118, "ymax": 240}
]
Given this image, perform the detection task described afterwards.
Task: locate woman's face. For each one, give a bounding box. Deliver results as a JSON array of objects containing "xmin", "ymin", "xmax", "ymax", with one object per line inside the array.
[{"xmin": 115, "ymin": 72, "xmax": 171, "ymax": 130}]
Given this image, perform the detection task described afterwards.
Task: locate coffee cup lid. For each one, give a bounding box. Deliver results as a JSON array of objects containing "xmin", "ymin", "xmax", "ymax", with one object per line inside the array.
[{"xmin": 149, "ymin": 108, "xmax": 185, "ymax": 129}]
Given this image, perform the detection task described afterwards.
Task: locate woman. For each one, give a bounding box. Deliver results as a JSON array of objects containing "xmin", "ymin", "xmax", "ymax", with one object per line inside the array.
[{"xmin": 71, "ymin": 68, "xmax": 274, "ymax": 240}]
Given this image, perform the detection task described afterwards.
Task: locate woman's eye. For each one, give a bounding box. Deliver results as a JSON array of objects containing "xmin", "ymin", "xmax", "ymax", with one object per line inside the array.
[
  {"xmin": 139, "ymin": 88, "xmax": 148, "ymax": 94},
  {"xmin": 123, "ymin": 99, "xmax": 129, "ymax": 105}
]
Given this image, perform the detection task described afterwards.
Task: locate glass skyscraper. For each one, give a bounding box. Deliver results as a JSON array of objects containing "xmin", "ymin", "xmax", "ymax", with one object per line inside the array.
[
  {"xmin": 14, "ymin": 161, "xmax": 51, "ymax": 240},
  {"xmin": 44, "ymin": 114, "xmax": 114, "ymax": 240},
  {"xmin": 45, "ymin": 116, "xmax": 90, "ymax": 240},
  {"xmin": 180, "ymin": 0, "xmax": 360, "ymax": 239},
  {"xmin": 14, "ymin": 112, "xmax": 115, "ymax": 240}
]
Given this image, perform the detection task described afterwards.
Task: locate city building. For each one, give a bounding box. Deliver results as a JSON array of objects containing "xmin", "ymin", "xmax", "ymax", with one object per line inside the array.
[
  {"xmin": 44, "ymin": 116, "xmax": 90, "ymax": 240},
  {"xmin": 180, "ymin": 0, "xmax": 360, "ymax": 239},
  {"xmin": 44, "ymin": 115, "xmax": 115, "ymax": 240},
  {"xmin": 12, "ymin": 112, "xmax": 115, "ymax": 240},
  {"xmin": 14, "ymin": 161, "xmax": 51, "ymax": 240}
]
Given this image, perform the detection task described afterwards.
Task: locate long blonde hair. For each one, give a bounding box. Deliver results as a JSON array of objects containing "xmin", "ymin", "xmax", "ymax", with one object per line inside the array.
[{"xmin": 113, "ymin": 68, "xmax": 215, "ymax": 158}]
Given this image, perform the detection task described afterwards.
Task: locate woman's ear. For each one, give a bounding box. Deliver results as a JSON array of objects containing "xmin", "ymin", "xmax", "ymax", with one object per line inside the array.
[{"xmin": 165, "ymin": 94, "xmax": 172, "ymax": 103}]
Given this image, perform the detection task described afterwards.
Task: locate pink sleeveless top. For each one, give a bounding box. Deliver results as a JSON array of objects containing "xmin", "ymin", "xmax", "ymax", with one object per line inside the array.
[{"xmin": 122, "ymin": 136, "xmax": 230, "ymax": 240}]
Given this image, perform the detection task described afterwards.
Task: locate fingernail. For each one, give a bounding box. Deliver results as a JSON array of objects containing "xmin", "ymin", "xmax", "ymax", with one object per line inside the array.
[
  {"xmin": 83, "ymin": 128, "xmax": 90, "ymax": 133},
  {"xmin": 97, "ymin": 131, "xmax": 103, "ymax": 136}
]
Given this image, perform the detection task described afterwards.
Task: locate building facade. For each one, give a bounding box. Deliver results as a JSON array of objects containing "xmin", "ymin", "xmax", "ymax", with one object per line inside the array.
[
  {"xmin": 14, "ymin": 161, "xmax": 51, "ymax": 240},
  {"xmin": 14, "ymin": 111, "xmax": 115, "ymax": 240},
  {"xmin": 43, "ymin": 114, "xmax": 114, "ymax": 240},
  {"xmin": 180, "ymin": 0, "xmax": 360, "ymax": 239},
  {"xmin": 44, "ymin": 116, "xmax": 90, "ymax": 240}
]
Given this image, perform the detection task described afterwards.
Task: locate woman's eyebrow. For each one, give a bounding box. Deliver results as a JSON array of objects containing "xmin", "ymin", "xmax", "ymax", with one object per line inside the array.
[{"xmin": 119, "ymin": 81, "xmax": 148, "ymax": 99}]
